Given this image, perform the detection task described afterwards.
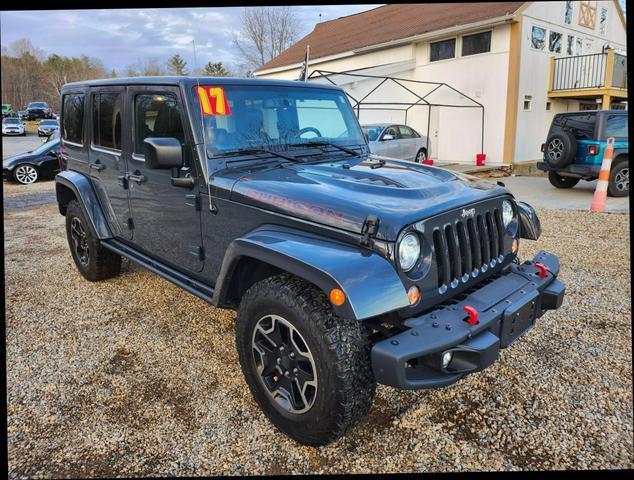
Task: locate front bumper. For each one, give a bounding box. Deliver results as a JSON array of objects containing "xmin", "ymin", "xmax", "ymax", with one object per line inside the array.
[
  {"xmin": 3, "ymin": 130, "xmax": 23, "ymax": 135},
  {"xmin": 371, "ymin": 251, "xmax": 565, "ymax": 389}
]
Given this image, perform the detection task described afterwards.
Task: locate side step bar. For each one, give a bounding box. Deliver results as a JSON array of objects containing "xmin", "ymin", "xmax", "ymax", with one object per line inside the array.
[{"xmin": 102, "ymin": 239, "xmax": 214, "ymax": 304}]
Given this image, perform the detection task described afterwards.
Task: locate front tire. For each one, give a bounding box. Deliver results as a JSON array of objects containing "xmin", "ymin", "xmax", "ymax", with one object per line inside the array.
[
  {"xmin": 65, "ymin": 200, "xmax": 121, "ymax": 281},
  {"xmin": 548, "ymin": 171, "xmax": 579, "ymax": 189},
  {"xmin": 608, "ymin": 159, "xmax": 629, "ymax": 197},
  {"xmin": 236, "ymin": 274, "xmax": 376, "ymax": 446}
]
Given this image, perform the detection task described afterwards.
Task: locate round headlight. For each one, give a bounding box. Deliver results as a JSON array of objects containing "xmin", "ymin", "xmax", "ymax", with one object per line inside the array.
[
  {"xmin": 398, "ymin": 232, "xmax": 421, "ymax": 272},
  {"xmin": 502, "ymin": 199, "xmax": 514, "ymax": 227}
]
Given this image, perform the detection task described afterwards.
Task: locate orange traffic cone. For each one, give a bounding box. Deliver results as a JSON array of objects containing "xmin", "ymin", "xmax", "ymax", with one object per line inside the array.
[{"xmin": 589, "ymin": 137, "xmax": 615, "ymax": 213}]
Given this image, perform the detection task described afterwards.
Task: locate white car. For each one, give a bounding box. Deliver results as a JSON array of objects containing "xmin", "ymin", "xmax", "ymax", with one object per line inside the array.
[
  {"xmin": 37, "ymin": 119, "xmax": 60, "ymax": 137},
  {"xmin": 362, "ymin": 123, "xmax": 431, "ymax": 162},
  {"xmin": 2, "ymin": 118, "xmax": 26, "ymax": 136}
]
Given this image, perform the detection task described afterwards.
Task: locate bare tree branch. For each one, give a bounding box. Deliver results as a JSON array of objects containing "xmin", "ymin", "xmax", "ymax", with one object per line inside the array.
[{"xmin": 232, "ymin": 7, "xmax": 301, "ymax": 73}]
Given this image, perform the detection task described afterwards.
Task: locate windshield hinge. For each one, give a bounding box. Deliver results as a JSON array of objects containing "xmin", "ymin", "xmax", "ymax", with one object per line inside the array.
[{"xmin": 360, "ymin": 215, "xmax": 380, "ymax": 247}]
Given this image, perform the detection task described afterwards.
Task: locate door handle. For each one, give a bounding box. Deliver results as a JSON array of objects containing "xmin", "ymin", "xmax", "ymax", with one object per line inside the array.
[
  {"xmin": 89, "ymin": 161, "xmax": 105, "ymax": 171},
  {"xmin": 126, "ymin": 171, "xmax": 146, "ymax": 184}
]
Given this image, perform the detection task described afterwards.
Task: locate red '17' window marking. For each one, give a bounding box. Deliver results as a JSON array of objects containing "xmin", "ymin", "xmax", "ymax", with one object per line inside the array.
[{"xmin": 195, "ymin": 86, "xmax": 231, "ymax": 116}]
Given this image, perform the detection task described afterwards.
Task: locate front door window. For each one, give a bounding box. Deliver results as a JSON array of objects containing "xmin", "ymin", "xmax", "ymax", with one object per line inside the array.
[{"xmin": 134, "ymin": 93, "xmax": 185, "ymax": 157}]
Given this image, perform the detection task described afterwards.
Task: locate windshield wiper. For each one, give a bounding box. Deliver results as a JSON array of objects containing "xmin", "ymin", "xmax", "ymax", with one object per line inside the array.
[
  {"xmin": 287, "ymin": 141, "xmax": 362, "ymax": 158},
  {"xmin": 220, "ymin": 147, "xmax": 304, "ymax": 163}
]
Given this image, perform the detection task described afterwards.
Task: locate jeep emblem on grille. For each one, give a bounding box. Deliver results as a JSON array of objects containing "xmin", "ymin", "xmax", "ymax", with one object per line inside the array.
[{"xmin": 461, "ymin": 208, "xmax": 476, "ymax": 218}]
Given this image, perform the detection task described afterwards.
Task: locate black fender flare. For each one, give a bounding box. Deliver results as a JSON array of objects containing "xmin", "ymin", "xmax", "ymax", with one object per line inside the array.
[
  {"xmin": 55, "ymin": 170, "xmax": 112, "ymax": 239},
  {"xmin": 517, "ymin": 201, "xmax": 541, "ymax": 241},
  {"xmin": 213, "ymin": 225, "xmax": 410, "ymax": 321}
]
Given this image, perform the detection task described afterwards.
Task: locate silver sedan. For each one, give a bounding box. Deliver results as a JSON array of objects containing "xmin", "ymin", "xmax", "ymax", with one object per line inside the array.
[{"xmin": 362, "ymin": 123, "xmax": 431, "ymax": 162}]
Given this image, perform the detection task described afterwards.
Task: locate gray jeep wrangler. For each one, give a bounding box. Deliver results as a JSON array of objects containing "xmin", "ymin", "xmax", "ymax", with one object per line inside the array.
[{"xmin": 55, "ymin": 77, "xmax": 565, "ymax": 446}]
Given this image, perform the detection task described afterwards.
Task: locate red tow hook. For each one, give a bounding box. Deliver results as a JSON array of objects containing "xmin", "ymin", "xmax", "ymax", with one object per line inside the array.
[
  {"xmin": 463, "ymin": 305, "xmax": 479, "ymax": 325},
  {"xmin": 534, "ymin": 262, "xmax": 548, "ymax": 278}
]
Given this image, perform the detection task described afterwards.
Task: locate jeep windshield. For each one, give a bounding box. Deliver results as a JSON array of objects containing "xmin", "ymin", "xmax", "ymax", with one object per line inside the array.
[{"xmin": 197, "ymin": 85, "xmax": 365, "ymax": 160}]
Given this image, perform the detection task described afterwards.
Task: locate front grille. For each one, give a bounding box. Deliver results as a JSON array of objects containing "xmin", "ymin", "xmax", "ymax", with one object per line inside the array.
[{"xmin": 431, "ymin": 207, "xmax": 505, "ymax": 289}]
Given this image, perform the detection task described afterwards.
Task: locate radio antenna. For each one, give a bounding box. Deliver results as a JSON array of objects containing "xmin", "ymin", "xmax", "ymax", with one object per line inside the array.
[{"xmin": 192, "ymin": 39, "xmax": 216, "ymax": 213}]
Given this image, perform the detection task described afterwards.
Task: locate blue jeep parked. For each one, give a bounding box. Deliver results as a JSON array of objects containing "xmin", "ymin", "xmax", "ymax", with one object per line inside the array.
[
  {"xmin": 538, "ymin": 110, "xmax": 629, "ymax": 197},
  {"xmin": 55, "ymin": 76, "xmax": 565, "ymax": 446}
]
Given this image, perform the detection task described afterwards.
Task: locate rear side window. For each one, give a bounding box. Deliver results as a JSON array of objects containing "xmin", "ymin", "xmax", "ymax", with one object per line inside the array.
[
  {"xmin": 551, "ymin": 114, "xmax": 596, "ymax": 140},
  {"xmin": 62, "ymin": 94, "xmax": 85, "ymax": 144},
  {"xmin": 93, "ymin": 92, "xmax": 122, "ymax": 150},
  {"xmin": 134, "ymin": 93, "xmax": 184, "ymax": 155},
  {"xmin": 398, "ymin": 125, "xmax": 418, "ymax": 138},
  {"xmin": 605, "ymin": 115, "xmax": 628, "ymax": 139}
]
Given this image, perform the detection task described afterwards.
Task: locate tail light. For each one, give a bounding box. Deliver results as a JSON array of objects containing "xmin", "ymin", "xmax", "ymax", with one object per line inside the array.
[
  {"xmin": 540, "ymin": 143, "xmax": 545, "ymax": 152},
  {"xmin": 587, "ymin": 144, "xmax": 598, "ymax": 156}
]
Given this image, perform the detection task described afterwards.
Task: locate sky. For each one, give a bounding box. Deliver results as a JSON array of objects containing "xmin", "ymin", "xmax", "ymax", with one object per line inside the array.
[{"xmin": 0, "ymin": 5, "xmax": 382, "ymax": 73}]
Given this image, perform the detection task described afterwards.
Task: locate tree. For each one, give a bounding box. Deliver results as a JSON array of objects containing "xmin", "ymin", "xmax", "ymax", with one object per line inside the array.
[
  {"xmin": 167, "ymin": 54, "xmax": 188, "ymax": 75},
  {"xmin": 203, "ymin": 61, "xmax": 230, "ymax": 77},
  {"xmin": 110, "ymin": 69, "xmax": 118, "ymax": 78},
  {"xmin": 233, "ymin": 7, "xmax": 301, "ymax": 72},
  {"xmin": 43, "ymin": 54, "xmax": 106, "ymax": 110}
]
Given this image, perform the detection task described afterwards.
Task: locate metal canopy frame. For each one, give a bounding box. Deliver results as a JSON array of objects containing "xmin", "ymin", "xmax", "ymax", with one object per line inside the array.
[{"xmin": 307, "ymin": 68, "xmax": 485, "ymax": 155}]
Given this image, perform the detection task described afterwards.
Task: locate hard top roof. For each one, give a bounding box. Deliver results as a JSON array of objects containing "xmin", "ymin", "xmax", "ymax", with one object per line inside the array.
[
  {"xmin": 556, "ymin": 109, "xmax": 627, "ymax": 116},
  {"xmin": 62, "ymin": 76, "xmax": 343, "ymax": 91}
]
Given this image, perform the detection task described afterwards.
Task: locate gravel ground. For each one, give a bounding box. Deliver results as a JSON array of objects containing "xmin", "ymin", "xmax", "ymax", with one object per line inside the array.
[{"xmin": 4, "ymin": 181, "xmax": 633, "ymax": 476}]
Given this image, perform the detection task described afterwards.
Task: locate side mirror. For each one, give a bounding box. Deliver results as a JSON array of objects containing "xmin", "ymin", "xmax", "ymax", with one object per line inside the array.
[
  {"xmin": 144, "ymin": 137, "xmax": 183, "ymax": 169},
  {"xmin": 382, "ymin": 133, "xmax": 394, "ymax": 141}
]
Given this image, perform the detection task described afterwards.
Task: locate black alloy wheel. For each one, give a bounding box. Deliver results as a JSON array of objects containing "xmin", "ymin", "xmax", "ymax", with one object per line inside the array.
[
  {"xmin": 251, "ymin": 314, "xmax": 318, "ymax": 414},
  {"xmin": 70, "ymin": 216, "xmax": 90, "ymax": 266}
]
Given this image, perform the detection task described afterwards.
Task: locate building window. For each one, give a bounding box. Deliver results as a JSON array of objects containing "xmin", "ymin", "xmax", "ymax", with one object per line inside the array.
[
  {"xmin": 566, "ymin": 35, "xmax": 574, "ymax": 55},
  {"xmin": 579, "ymin": 102, "xmax": 598, "ymax": 111},
  {"xmin": 549, "ymin": 31, "xmax": 563, "ymax": 53},
  {"xmin": 565, "ymin": 1, "xmax": 573, "ymax": 24},
  {"xmin": 461, "ymin": 31, "xmax": 491, "ymax": 56},
  {"xmin": 523, "ymin": 95, "xmax": 532, "ymax": 111},
  {"xmin": 531, "ymin": 26, "xmax": 546, "ymax": 50},
  {"xmin": 575, "ymin": 37, "xmax": 583, "ymax": 55},
  {"xmin": 599, "ymin": 7, "xmax": 607, "ymax": 35},
  {"xmin": 430, "ymin": 38, "xmax": 456, "ymax": 61},
  {"xmin": 546, "ymin": 102, "xmax": 552, "ymax": 111}
]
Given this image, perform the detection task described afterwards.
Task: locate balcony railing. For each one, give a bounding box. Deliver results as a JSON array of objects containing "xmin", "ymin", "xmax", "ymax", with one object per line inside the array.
[{"xmin": 550, "ymin": 49, "xmax": 627, "ymax": 93}]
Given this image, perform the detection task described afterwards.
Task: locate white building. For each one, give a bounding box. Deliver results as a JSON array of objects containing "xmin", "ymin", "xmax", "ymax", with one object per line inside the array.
[{"xmin": 255, "ymin": 2, "xmax": 627, "ymax": 165}]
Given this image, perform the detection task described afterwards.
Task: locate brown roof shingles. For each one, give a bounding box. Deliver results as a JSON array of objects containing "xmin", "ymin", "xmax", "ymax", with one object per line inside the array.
[{"xmin": 257, "ymin": 2, "xmax": 525, "ymax": 71}]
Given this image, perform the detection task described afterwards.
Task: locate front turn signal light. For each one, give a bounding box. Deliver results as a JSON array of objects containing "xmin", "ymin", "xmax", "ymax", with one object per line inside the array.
[
  {"xmin": 329, "ymin": 288, "xmax": 346, "ymax": 306},
  {"xmin": 407, "ymin": 286, "xmax": 421, "ymax": 305},
  {"xmin": 511, "ymin": 238, "xmax": 519, "ymax": 254}
]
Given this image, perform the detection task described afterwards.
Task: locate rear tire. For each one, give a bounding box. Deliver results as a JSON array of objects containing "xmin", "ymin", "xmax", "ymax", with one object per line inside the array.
[
  {"xmin": 415, "ymin": 148, "xmax": 427, "ymax": 163},
  {"xmin": 548, "ymin": 171, "xmax": 579, "ymax": 189},
  {"xmin": 235, "ymin": 274, "xmax": 376, "ymax": 446},
  {"xmin": 608, "ymin": 159, "xmax": 629, "ymax": 197},
  {"xmin": 65, "ymin": 200, "xmax": 121, "ymax": 281},
  {"xmin": 13, "ymin": 164, "xmax": 39, "ymax": 184}
]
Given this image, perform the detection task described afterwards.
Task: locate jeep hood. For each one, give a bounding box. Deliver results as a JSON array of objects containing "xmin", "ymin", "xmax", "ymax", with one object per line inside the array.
[{"xmin": 226, "ymin": 157, "xmax": 509, "ymax": 241}]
